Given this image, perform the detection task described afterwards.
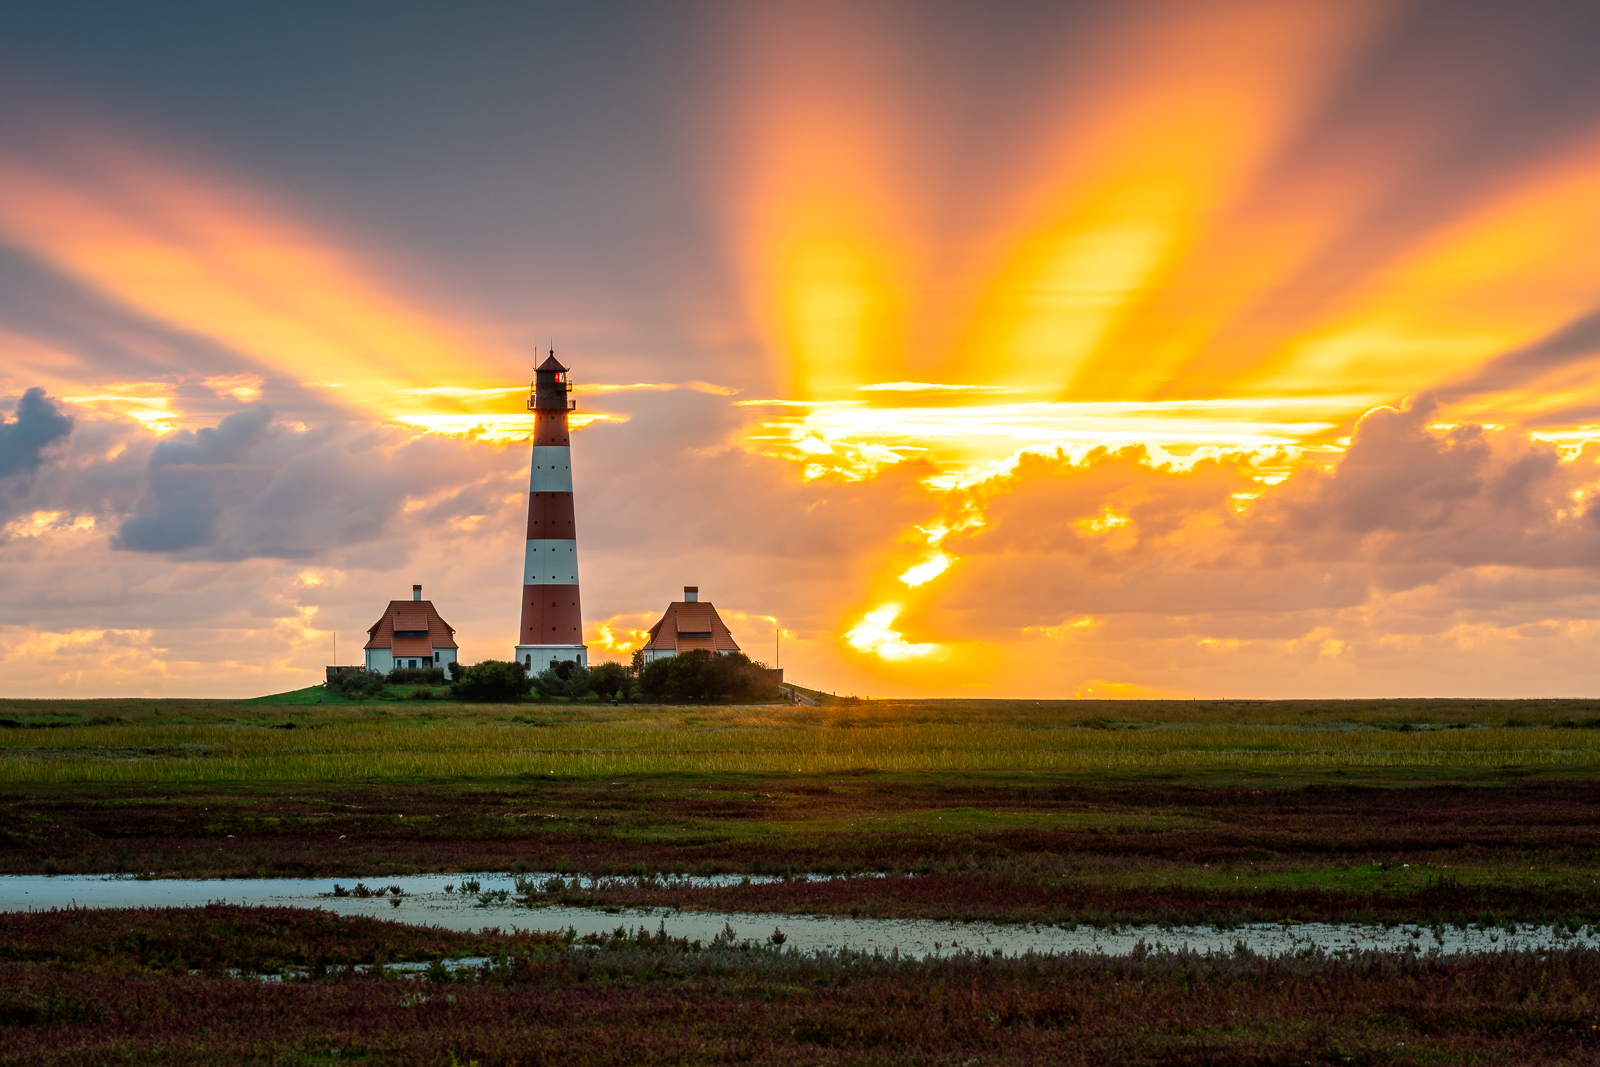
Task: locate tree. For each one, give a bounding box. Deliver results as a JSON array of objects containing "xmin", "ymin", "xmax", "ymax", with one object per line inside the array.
[
  {"xmin": 450, "ymin": 660, "xmax": 533, "ymax": 702},
  {"xmin": 532, "ymin": 659, "xmax": 592, "ymax": 699},
  {"xmin": 589, "ymin": 661, "xmax": 629, "ymax": 700},
  {"xmin": 637, "ymin": 650, "xmax": 777, "ymax": 702}
]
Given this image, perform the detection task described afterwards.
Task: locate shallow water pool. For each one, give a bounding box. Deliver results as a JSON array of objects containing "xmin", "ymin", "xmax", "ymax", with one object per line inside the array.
[{"xmin": 0, "ymin": 873, "xmax": 1590, "ymax": 959}]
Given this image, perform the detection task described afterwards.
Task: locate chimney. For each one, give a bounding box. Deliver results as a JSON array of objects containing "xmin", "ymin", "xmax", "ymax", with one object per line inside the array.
[
  {"xmin": 684, "ymin": 586, "xmax": 699, "ymax": 603},
  {"xmin": 412, "ymin": 584, "xmax": 422, "ymax": 601}
]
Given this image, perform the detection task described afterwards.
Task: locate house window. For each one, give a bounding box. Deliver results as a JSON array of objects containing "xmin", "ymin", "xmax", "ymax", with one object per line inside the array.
[
  {"xmin": 433, "ymin": 652, "xmax": 439, "ymax": 663},
  {"xmin": 409, "ymin": 659, "xmax": 418, "ymax": 669}
]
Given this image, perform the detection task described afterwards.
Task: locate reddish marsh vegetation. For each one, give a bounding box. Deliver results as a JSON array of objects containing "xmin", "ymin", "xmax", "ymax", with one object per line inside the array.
[
  {"xmin": 3, "ymin": 906, "xmax": 1600, "ymax": 1064},
  {"xmin": 10, "ymin": 774, "xmax": 1600, "ymax": 873},
  {"xmin": 532, "ymin": 868, "xmax": 1600, "ymax": 929},
  {"xmin": 0, "ymin": 905, "xmax": 555, "ymax": 973}
]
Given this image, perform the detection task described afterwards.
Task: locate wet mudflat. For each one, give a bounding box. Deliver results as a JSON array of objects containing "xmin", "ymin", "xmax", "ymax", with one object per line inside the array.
[{"xmin": 4, "ymin": 873, "xmax": 1594, "ymax": 958}]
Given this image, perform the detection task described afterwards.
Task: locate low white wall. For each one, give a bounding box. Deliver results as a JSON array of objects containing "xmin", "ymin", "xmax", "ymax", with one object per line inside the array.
[
  {"xmin": 514, "ymin": 644, "xmax": 588, "ymax": 672},
  {"xmin": 365, "ymin": 648, "xmax": 456, "ymax": 673},
  {"xmin": 641, "ymin": 647, "xmax": 735, "ymax": 663}
]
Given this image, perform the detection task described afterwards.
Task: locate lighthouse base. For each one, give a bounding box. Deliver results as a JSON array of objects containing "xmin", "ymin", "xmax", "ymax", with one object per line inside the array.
[{"xmin": 515, "ymin": 644, "xmax": 588, "ymax": 673}]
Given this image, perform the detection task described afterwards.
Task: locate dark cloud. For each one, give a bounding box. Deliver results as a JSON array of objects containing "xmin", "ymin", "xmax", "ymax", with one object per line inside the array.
[
  {"xmin": 1275, "ymin": 395, "xmax": 1487, "ymax": 535},
  {"xmin": 1258, "ymin": 396, "xmax": 1600, "ymax": 572},
  {"xmin": 114, "ymin": 407, "xmax": 274, "ymax": 553},
  {"xmin": 0, "ymin": 387, "xmax": 73, "ymax": 500},
  {"xmin": 112, "ymin": 406, "xmax": 489, "ymax": 561}
]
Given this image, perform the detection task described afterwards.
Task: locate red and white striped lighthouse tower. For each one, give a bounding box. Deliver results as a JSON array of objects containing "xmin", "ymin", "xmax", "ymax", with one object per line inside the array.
[{"xmin": 513, "ymin": 352, "xmax": 588, "ymax": 672}]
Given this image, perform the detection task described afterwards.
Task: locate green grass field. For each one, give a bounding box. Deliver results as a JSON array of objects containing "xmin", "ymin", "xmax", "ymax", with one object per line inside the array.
[{"xmin": 3, "ymin": 690, "xmax": 1600, "ymax": 782}]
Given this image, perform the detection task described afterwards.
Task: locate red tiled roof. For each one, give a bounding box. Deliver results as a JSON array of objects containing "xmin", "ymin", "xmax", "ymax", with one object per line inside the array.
[
  {"xmin": 675, "ymin": 636, "xmax": 716, "ymax": 652},
  {"xmin": 643, "ymin": 600, "xmax": 740, "ymax": 653},
  {"xmin": 364, "ymin": 600, "xmax": 459, "ymax": 651}
]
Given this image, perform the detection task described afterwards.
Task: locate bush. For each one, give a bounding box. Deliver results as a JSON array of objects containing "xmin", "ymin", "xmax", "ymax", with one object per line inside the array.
[
  {"xmin": 589, "ymin": 661, "xmax": 630, "ymax": 701},
  {"xmin": 638, "ymin": 650, "xmax": 777, "ymax": 702},
  {"xmin": 532, "ymin": 659, "xmax": 593, "ymax": 700},
  {"xmin": 328, "ymin": 670, "xmax": 384, "ymax": 699},
  {"xmin": 449, "ymin": 660, "xmax": 533, "ymax": 702},
  {"xmin": 386, "ymin": 666, "xmax": 445, "ymax": 685}
]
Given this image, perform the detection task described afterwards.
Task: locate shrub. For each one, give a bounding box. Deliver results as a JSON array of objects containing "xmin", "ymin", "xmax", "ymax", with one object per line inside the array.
[
  {"xmin": 386, "ymin": 666, "xmax": 445, "ymax": 685},
  {"xmin": 532, "ymin": 659, "xmax": 594, "ymax": 700},
  {"xmin": 328, "ymin": 670, "xmax": 384, "ymax": 699},
  {"xmin": 588, "ymin": 661, "xmax": 629, "ymax": 701},
  {"xmin": 449, "ymin": 660, "xmax": 533, "ymax": 702},
  {"xmin": 638, "ymin": 650, "xmax": 777, "ymax": 702}
]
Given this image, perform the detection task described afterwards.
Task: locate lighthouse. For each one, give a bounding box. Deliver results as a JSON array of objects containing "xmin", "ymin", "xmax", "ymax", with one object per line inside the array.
[{"xmin": 513, "ymin": 352, "xmax": 588, "ymax": 672}]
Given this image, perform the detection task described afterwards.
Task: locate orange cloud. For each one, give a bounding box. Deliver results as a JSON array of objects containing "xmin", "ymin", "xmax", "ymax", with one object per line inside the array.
[{"xmin": 0, "ymin": 111, "xmax": 540, "ymax": 437}]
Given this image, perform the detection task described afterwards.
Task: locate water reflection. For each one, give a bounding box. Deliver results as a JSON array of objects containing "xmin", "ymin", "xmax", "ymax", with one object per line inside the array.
[{"xmin": 0, "ymin": 873, "xmax": 1589, "ymax": 959}]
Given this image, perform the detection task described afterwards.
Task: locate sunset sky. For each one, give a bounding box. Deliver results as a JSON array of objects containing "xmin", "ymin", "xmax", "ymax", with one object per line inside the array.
[{"xmin": 5, "ymin": 0, "xmax": 1600, "ymax": 698}]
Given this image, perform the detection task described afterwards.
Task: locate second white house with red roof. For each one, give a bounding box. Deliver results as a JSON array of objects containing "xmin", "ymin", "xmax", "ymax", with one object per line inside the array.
[{"xmin": 638, "ymin": 586, "xmax": 742, "ymax": 663}]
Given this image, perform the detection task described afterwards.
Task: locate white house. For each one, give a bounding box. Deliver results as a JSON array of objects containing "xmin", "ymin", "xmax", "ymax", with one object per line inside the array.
[
  {"xmin": 638, "ymin": 586, "xmax": 742, "ymax": 664},
  {"xmin": 363, "ymin": 584, "xmax": 460, "ymax": 673}
]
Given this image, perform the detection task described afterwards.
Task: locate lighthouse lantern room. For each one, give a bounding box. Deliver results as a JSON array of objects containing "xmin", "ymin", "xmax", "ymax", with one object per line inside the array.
[{"xmin": 513, "ymin": 352, "xmax": 588, "ymax": 672}]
